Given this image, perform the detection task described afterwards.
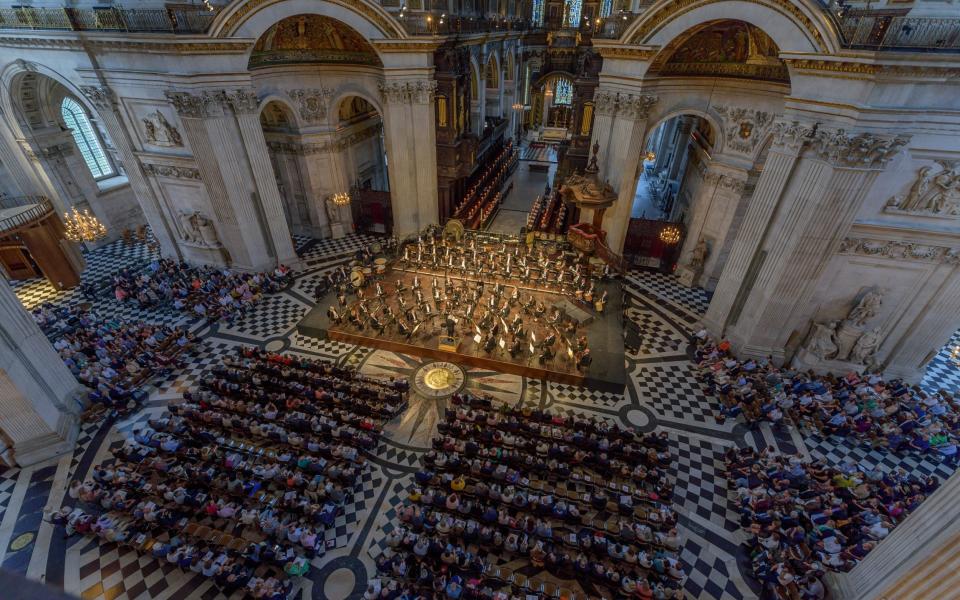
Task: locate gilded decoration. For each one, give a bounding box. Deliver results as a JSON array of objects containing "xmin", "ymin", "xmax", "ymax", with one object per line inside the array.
[
  {"xmin": 627, "ymin": 0, "xmax": 828, "ymax": 53},
  {"xmin": 658, "ymin": 21, "xmax": 789, "ymax": 83},
  {"xmin": 713, "ymin": 105, "xmax": 776, "ymax": 155},
  {"xmin": 249, "ymin": 14, "xmax": 382, "ymax": 68}
]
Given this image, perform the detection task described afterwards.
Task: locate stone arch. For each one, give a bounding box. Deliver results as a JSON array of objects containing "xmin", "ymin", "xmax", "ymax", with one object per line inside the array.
[
  {"xmin": 210, "ymin": 0, "xmax": 405, "ymax": 42},
  {"xmin": 644, "ymin": 107, "xmax": 724, "ymax": 158},
  {"xmin": 485, "ymin": 51, "xmax": 501, "ymax": 89},
  {"xmin": 257, "ymin": 95, "xmax": 303, "ymax": 130},
  {"xmin": 327, "ymin": 85, "xmax": 385, "ymax": 130},
  {"xmin": 0, "ymin": 61, "xmax": 103, "ymax": 143},
  {"xmin": 622, "ymin": 0, "xmax": 839, "ymax": 54}
]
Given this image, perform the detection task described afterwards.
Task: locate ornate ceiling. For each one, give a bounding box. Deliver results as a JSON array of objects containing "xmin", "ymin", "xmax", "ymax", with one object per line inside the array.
[
  {"xmin": 249, "ymin": 14, "xmax": 381, "ymax": 69},
  {"xmin": 658, "ymin": 21, "xmax": 789, "ymax": 83}
]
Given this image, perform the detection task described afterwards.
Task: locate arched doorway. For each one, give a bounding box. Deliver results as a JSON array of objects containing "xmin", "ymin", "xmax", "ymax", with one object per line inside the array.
[{"xmin": 336, "ymin": 95, "xmax": 391, "ymax": 234}]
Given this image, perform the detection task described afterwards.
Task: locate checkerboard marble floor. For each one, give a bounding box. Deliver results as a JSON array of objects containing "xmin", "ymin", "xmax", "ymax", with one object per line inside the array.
[{"xmin": 4, "ymin": 238, "xmax": 959, "ymax": 600}]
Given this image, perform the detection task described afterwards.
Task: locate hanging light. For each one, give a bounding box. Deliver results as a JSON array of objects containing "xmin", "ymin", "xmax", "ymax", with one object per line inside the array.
[
  {"xmin": 646, "ymin": 151, "xmax": 656, "ymax": 161},
  {"xmin": 63, "ymin": 207, "xmax": 107, "ymax": 243},
  {"xmin": 332, "ymin": 192, "xmax": 352, "ymax": 207},
  {"xmin": 659, "ymin": 225, "xmax": 681, "ymax": 245}
]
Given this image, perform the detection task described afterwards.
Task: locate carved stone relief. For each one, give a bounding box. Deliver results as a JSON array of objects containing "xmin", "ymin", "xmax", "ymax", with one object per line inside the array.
[
  {"xmin": 141, "ymin": 162, "xmax": 201, "ymax": 180},
  {"xmin": 378, "ymin": 80, "xmax": 437, "ymax": 105},
  {"xmin": 838, "ymin": 237, "xmax": 959, "ymax": 264},
  {"xmin": 884, "ymin": 160, "xmax": 960, "ymax": 217},
  {"xmin": 287, "ymin": 88, "xmax": 333, "ymax": 124},
  {"xmin": 141, "ymin": 110, "xmax": 182, "ymax": 147},
  {"xmin": 712, "ymin": 105, "xmax": 775, "ymax": 155},
  {"xmin": 592, "ymin": 90, "xmax": 658, "ymax": 120}
]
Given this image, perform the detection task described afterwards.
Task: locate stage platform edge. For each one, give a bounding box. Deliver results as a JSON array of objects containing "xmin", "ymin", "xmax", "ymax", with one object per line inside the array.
[{"xmin": 296, "ymin": 281, "xmax": 627, "ymax": 394}]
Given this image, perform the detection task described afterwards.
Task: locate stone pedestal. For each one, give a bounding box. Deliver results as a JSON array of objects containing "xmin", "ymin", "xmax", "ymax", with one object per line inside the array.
[
  {"xmin": 330, "ymin": 222, "xmax": 347, "ymax": 240},
  {"xmin": 791, "ymin": 347, "xmax": 866, "ymax": 376},
  {"xmin": 676, "ymin": 264, "xmax": 701, "ymax": 288}
]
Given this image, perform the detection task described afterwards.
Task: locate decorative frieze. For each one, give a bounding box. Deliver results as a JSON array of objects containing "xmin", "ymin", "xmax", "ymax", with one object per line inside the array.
[
  {"xmin": 265, "ymin": 124, "xmax": 382, "ymax": 155},
  {"xmin": 838, "ymin": 237, "xmax": 959, "ymax": 264},
  {"xmin": 703, "ymin": 171, "xmax": 748, "ymax": 193},
  {"xmin": 809, "ymin": 128, "xmax": 910, "ymax": 169},
  {"xmin": 378, "ymin": 80, "xmax": 437, "ymax": 105},
  {"xmin": 884, "ymin": 160, "xmax": 960, "ymax": 218},
  {"xmin": 141, "ymin": 162, "xmax": 201, "ymax": 180},
  {"xmin": 593, "ymin": 90, "xmax": 657, "ymax": 120},
  {"xmin": 287, "ymin": 88, "xmax": 333, "ymax": 124},
  {"xmin": 713, "ymin": 105, "xmax": 776, "ymax": 156},
  {"xmin": 40, "ymin": 143, "xmax": 73, "ymax": 159}
]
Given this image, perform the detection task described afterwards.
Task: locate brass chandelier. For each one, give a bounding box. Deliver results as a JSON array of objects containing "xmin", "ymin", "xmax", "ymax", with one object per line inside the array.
[
  {"xmin": 63, "ymin": 207, "xmax": 107, "ymax": 243},
  {"xmin": 659, "ymin": 225, "xmax": 681, "ymax": 245},
  {"xmin": 331, "ymin": 192, "xmax": 352, "ymax": 207}
]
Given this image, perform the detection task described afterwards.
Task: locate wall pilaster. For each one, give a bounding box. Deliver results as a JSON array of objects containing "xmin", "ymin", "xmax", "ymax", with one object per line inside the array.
[
  {"xmin": 703, "ymin": 121, "xmax": 813, "ymax": 334},
  {"xmin": 723, "ymin": 127, "xmax": 911, "ymax": 359},
  {"xmin": 378, "ymin": 76, "xmax": 439, "ymax": 237},
  {"xmin": 81, "ymin": 85, "xmax": 180, "ymax": 258},
  {"xmin": 0, "ymin": 279, "xmax": 81, "ymax": 466}
]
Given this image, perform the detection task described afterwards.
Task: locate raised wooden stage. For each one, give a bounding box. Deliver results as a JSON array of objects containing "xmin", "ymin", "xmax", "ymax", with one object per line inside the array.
[{"xmin": 297, "ymin": 276, "xmax": 627, "ymax": 393}]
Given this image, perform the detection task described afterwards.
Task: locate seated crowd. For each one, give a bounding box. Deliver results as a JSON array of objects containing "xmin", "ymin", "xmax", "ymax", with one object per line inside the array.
[
  {"xmin": 111, "ymin": 258, "xmax": 293, "ymax": 321},
  {"xmin": 375, "ymin": 393, "xmax": 686, "ymax": 600},
  {"xmin": 54, "ymin": 346, "xmax": 408, "ymax": 599},
  {"xmin": 726, "ymin": 445, "xmax": 938, "ymax": 599},
  {"xmin": 695, "ymin": 331, "xmax": 959, "ymax": 463},
  {"xmin": 33, "ymin": 304, "xmax": 195, "ymax": 413}
]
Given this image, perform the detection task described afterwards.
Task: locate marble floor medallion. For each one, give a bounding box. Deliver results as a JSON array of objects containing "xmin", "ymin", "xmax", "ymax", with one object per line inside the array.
[{"xmin": 412, "ymin": 361, "xmax": 467, "ymax": 397}]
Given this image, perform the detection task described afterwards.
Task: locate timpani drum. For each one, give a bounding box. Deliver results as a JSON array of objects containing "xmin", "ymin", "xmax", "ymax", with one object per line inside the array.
[
  {"xmin": 350, "ymin": 268, "xmax": 365, "ymax": 288},
  {"xmin": 374, "ymin": 257, "xmax": 387, "ymax": 275}
]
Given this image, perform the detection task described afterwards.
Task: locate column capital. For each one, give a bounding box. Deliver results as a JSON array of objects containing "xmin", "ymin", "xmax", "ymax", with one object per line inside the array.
[
  {"xmin": 223, "ymin": 88, "xmax": 260, "ymax": 115},
  {"xmin": 378, "ymin": 79, "xmax": 437, "ymax": 105},
  {"xmin": 165, "ymin": 90, "xmax": 222, "ymax": 119},
  {"xmin": 80, "ymin": 85, "xmax": 116, "ymax": 111},
  {"xmin": 771, "ymin": 119, "xmax": 817, "ymax": 153},
  {"xmin": 808, "ymin": 127, "xmax": 911, "ymax": 169}
]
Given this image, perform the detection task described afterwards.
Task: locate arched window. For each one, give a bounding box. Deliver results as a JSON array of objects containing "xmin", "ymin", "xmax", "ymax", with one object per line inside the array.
[
  {"xmin": 61, "ymin": 97, "xmax": 114, "ymax": 180},
  {"xmin": 564, "ymin": 0, "xmax": 582, "ymax": 27},
  {"xmin": 532, "ymin": 0, "xmax": 544, "ymax": 26},
  {"xmin": 600, "ymin": 0, "xmax": 612, "ymax": 18},
  {"xmin": 554, "ymin": 78, "xmax": 573, "ymax": 105}
]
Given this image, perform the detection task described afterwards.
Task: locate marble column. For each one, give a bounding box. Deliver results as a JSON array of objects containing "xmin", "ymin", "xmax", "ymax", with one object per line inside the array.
[
  {"xmin": 0, "ymin": 279, "xmax": 81, "ymax": 467},
  {"xmin": 166, "ymin": 89, "xmax": 291, "ymax": 271},
  {"xmin": 81, "ymin": 86, "xmax": 180, "ymax": 258},
  {"xmin": 595, "ymin": 92, "xmax": 658, "ymax": 254},
  {"xmin": 379, "ymin": 77, "xmax": 439, "ymax": 237},
  {"xmin": 668, "ymin": 116, "xmax": 695, "ymax": 182},
  {"xmin": 830, "ymin": 469, "xmax": 960, "ymax": 599},
  {"xmin": 723, "ymin": 127, "xmax": 911, "ymax": 360},
  {"xmin": 703, "ymin": 121, "xmax": 814, "ymax": 335}
]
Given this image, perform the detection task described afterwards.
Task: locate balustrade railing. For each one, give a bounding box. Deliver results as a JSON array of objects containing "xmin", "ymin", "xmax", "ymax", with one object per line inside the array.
[
  {"xmin": 0, "ymin": 6, "xmax": 215, "ymax": 33},
  {"xmin": 1, "ymin": 2, "xmax": 956, "ymax": 53},
  {"xmin": 0, "ymin": 197, "xmax": 54, "ymax": 234}
]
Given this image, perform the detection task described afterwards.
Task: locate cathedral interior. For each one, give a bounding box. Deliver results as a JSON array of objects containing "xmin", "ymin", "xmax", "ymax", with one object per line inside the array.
[{"xmin": 0, "ymin": 0, "xmax": 958, "ymax": 599}]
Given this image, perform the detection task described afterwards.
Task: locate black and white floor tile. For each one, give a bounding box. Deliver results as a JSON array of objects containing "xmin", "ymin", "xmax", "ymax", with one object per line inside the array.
[{"xmin": 6, "ymin": 235, "xmax": 960, "ymax": 600}]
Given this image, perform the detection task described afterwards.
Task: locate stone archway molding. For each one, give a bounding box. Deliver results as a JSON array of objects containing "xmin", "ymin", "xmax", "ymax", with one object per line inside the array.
[
  {"xmin": 620, "ymin": 0, "xmax": 841, "ymax": 55},
  {"xmin": 209, "ymin": 0, "xmax": 407, "ymax": 41}
]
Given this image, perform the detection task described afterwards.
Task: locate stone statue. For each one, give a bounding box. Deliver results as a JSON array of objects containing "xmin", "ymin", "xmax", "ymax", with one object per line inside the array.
[
  {"xmin": 845, "ymin": 289, "xmax": 882, "ymax": 328},
  {"xmin": 179, "ymin": 212, "xmax": 200, "ymax": 243},
  {"xmin": 179, "ymin": 211, "xmax": 219, "ymax": 246},
  {"xmin": 690, "ymin": 238, "xmax": 708, "ymax": 271},
  {"xmin": 850, "ymin": 327, "xmax": 881, "ymax": 365},
  {"xmin": 195, "ymin": 214, "xmax": 220, "ymax": 247},
  {"xmin": 142, "ymin": 111, "xmax": 182, "ymax": 147},
  {"xmin": 805, "ymin": 321, "xmax": 839, "ymax": 360}
]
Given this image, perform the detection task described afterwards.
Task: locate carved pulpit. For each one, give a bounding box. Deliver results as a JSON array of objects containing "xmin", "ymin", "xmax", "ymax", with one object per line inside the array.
[{"xmin": 558, "ymin": 142, "xmax": 617, "ymax": 254}]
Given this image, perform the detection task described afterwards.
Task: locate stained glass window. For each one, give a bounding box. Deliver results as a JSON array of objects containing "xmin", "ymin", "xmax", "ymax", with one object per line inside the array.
[
  {"xmin": 564, "ymin": 0, "xmax": 582, "ymax": 27},
  {"xmin": 554, "ymin": 78, "xmax": 573, "ymax": 105},
  {"xmin": 600, "ymin": 0, "xmax": 612, "ymax": 18},
  {"xmin": 532, "ymin": 0, "xmax": 544, "ymax": 26},
  {"xmin": 61, "ymin": 97, "xmax": 114, "ymax": 179}
]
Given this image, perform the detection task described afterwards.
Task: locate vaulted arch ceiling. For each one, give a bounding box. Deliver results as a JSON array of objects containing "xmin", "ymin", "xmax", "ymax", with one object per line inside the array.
[{"xmin": 249, "ymin": 14, "xmax": 382, "ymax": 69}]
